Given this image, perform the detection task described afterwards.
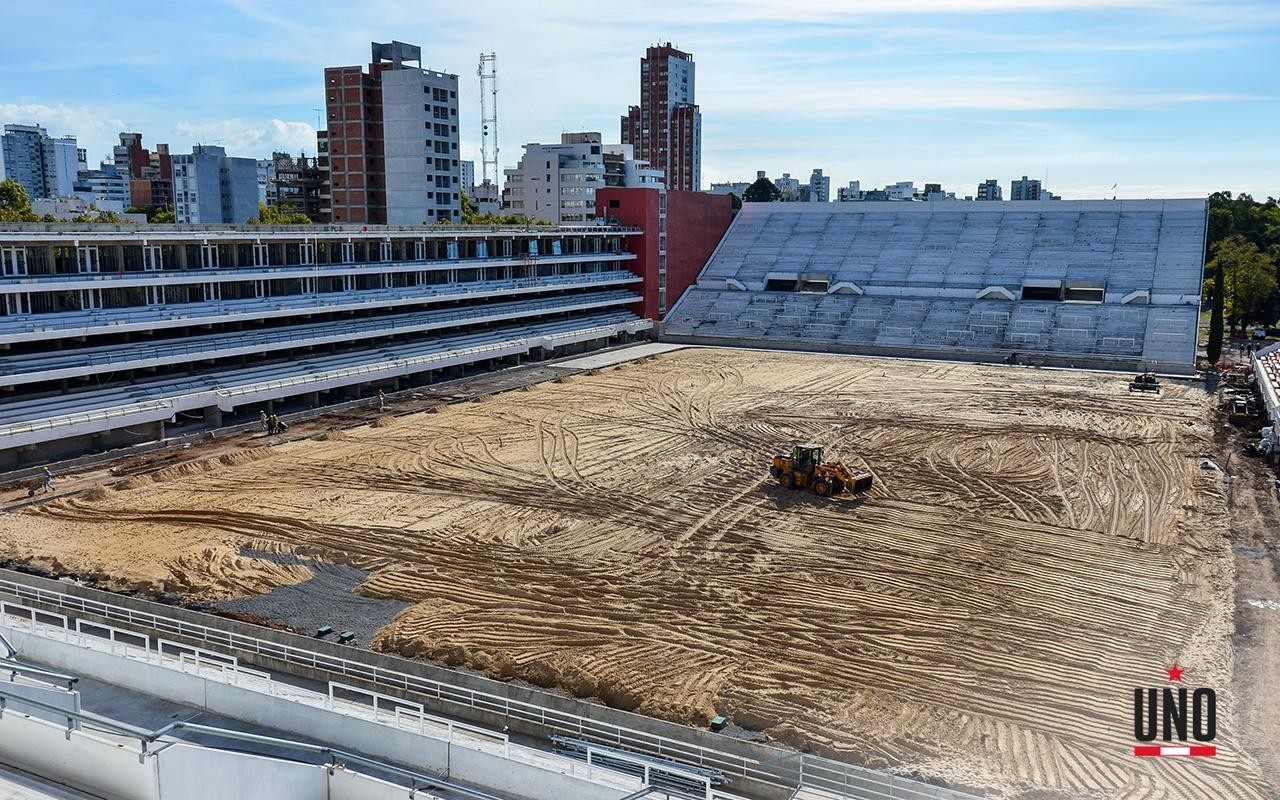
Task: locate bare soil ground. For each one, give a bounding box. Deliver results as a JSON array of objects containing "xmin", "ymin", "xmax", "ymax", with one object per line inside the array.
[{"xmin": 0, "ymin": 348, "xmax": 1273, "ymax": 799}]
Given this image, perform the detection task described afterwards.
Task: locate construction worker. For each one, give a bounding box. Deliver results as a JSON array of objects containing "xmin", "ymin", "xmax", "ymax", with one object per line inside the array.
[
  {"xmin": 378, "ymin": 389, "xmax": 386, "ymax": 412},
  {"xmin": 40, "ymin": 466, "xmax": 54, "ymax": 494},
  {"xmin": 268, "ymin": 413, "xmax": 279, "ymax": 435},
  {"xmin": 259, "ymin": 410, "xmax": 269, "ymax": 432}
]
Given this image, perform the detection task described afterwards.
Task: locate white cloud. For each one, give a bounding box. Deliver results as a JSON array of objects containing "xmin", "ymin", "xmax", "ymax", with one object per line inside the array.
[
  {"xmin": 171, "ymin": 118, "xmax": 316, "ymax": 156},
  {"xmin": 689, "ymin": 0, "xmax": 1189, "ymax": 20},
  {"xmin": 0, "ymin": 102, "xmax": 126, "ymax": 147},
  {"xmin": 703, "ymin": 71, "xmax": 1262, "ymax": 116}
]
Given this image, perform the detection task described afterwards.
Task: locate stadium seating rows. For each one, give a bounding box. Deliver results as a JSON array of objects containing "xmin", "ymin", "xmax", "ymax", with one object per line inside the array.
[
  {"xmin": 1, "ymin": 289, "xmax": 640, "ymax": 385},
  {"xmin": 0, "ymin": 270, "xmax": 640, "ymax": 343},
  {"xmin": 666, "ymin": 200, "xmax": 1205, "ymax": 369},
  {"xmin": 0, "ymin": 312, "xmax": 650, "ymax": 446}
]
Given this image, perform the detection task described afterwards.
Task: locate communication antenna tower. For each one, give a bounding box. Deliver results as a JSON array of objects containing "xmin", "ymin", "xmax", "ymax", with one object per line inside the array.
[{"xmin": 478, "ymin": 53, "xmax": 499, "ymax": 189}]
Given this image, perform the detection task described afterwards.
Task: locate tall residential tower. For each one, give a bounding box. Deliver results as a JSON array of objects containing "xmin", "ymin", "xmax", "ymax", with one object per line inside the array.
[
  {"xmin": 0, "ymin": 124, "xmax": 80, "ymax": 199},
  {"xmin": 322, "ymin": 41, "xmax": 461, "ymax": 225},
  {"xmin": 620, "ymin": 43, "xmax": 701, "ymax": 193}
]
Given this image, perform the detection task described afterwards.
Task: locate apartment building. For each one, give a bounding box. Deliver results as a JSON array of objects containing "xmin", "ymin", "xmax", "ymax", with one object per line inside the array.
[
  {"xmin": 502, "ymin": 133, "xmax": 662, "ymax": 225},
  {"xmin": 170, "ymin": 145, "xmax": 258, "ymax": 224},
  {"xmin": 0, "ymin": 124, "xmax": 80, "ymax": 199},
  {"xmin": 620, "ymin": 43, "xmax": 701, "ymax": 192},
  {"xmin": 323, "ymin": 41, "xmax": 461, "ymax": 224}
]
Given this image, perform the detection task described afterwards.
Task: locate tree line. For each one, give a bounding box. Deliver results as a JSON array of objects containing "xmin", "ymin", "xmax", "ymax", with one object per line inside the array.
[{"xmin": 1204, "ymin": 192, "xmax": 1280, "ymax": 361}]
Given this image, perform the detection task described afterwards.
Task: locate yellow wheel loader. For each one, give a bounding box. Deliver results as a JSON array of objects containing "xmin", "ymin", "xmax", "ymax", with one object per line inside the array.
[{"xmin": 769, "ymin": 443, "xmax": 873, "ymax": 497}]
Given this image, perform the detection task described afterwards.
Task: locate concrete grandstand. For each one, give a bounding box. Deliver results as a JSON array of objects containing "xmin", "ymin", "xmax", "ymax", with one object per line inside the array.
[
  {"xmin": 0, "ymin": 224, "xmax": 653, "ymax": 468},
  {"xmin": 663, "ymin": 199, "xmax": 1207, "ymax": 372}
]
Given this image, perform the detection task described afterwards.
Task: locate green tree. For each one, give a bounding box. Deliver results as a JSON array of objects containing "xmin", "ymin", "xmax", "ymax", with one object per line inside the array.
[
  {"xmin": 728, "ymin": 192, "xmax": 743, "ymax": 211},
  {"xmin": 247, "ymin": 202, "xmax": 312, "ymax": 225},
  {"xmin": 742, "ymin": 177, "xmax": 780, "ymax": 203},
  {"xmin": 152, "ymin": 206, "xmax": 175, "ymax": 223},
  {"xmin": 460, "ymin": 191, "xmax": 479, "ymax": 223},
  {"xmin": 68, "ymin": 208, "xmax": 128, "ymax": 225},
  {"xmin": 456, "ymin": 190, "xmax": 544, "ymax": 226},
  {"xmin": 0, "ymin": 179, "xmax": 38, "ymax": 222},
  {"xmin": 1207, "ymin": 258, "xmax": 1225, "ymax": 362},
  {"xmin": 1204, "ymin": 234, "xmax": 1276, "ymax": 332}
]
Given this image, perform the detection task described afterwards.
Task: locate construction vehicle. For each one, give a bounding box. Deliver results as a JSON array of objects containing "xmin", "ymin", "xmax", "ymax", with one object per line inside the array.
[
  {"xmin": 1129, "ymin": 372, "xmax": 1161, "ymax": 393},
  {"xmin": 770, "ymin": 443, "xmax": 873, "ymax": 497},
  {"xmin": 1229, "ymin": 397, "xmax": 1252, "ymax": 424}
]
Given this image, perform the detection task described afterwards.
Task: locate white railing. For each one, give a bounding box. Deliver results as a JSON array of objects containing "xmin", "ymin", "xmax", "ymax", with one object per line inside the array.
[
  {"xmin": 0, "ymin": 574, "xmax": 982, "ymax": 800},
  {"xmin": 0, "ymin": 599, "xmax": 643, "ymax": 795},
  {"xmin": 12, "ymin": 292, "xmax": 637, "ymax": 376},
  {"xmin": 0, "ymin": 252, "xmax": 637, "ymax": 289}
]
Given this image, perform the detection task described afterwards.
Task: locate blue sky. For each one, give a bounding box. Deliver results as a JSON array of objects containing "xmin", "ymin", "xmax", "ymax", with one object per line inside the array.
[{"xmin": 2, "ymin": 0, "xmax": 1276, "ymax": 199}]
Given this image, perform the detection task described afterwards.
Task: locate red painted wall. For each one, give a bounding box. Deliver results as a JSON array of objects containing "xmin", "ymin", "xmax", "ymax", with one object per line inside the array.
[
  {"xmin": 596, "ymin": 188, "xmax": 660, "ymax": 318},
  {"xmin": 596, "ymin": 188, "xmax": 731, "ymax": 320},
  {"xmin": 666, "ymin": 191, "xmax": 732, "ymax": 315}
]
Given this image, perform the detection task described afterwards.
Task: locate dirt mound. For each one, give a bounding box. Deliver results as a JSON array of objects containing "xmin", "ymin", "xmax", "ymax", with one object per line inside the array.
[{"xmin": 80, "ymin": 484, "xmax": 109, "ymax": 502}]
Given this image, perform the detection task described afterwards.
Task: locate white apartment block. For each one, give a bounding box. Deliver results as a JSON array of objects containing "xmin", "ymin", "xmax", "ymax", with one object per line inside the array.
[
  {"xmin": 774, "ymin": 173, "xmax": 801, "ymax": 201},
  {"xmin": 808, "ymin": 169, "xmax": 830, "ymax": 203},
  {"xmin": 171, "ymin": 145, "xmax": 259, "ymax": 224},
  {"xmin": 0, "ymin": 124, "xmax": 80, "ymax": 199},
  {"xmin": 836, "ymin": 181, "xmax": 862, "ymax": 202},
  {"xmin": 382, "ymin": 66, "xmax": 461, "ymax": 224},
  {"xmin": 502, "ymin": 133, "xmax": 662, "ymax": 225},
  {"xmin": 885, "ymin": 181, "xmax": 916, "ymax": 201}
]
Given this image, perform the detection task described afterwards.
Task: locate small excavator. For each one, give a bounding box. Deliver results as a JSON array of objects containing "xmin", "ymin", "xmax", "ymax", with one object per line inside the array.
[{"xmin": 770, "ymin": 443, "xmax": 873, "ymax": 498}]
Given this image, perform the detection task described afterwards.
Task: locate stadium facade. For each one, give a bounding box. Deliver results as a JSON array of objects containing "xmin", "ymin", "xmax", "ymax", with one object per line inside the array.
[
  {"xmin": 0, "ymin": 223, "xmax": 652, "ymax": 468},
  {"xmin": 664, "ymin": 199, "xmax": 1207, "ymax": 373}
]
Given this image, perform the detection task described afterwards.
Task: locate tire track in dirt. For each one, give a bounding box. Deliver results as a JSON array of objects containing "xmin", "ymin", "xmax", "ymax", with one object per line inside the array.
[{"xmin": 1, "ymin": 349, "xmax": 1267, "ymax": 800}]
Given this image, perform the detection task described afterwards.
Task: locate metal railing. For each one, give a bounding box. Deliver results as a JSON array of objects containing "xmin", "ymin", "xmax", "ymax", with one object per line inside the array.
[
  {"xmin": 0, "ymin": 574, "xmax": 981, "ymax": 800},
  {"xmin": 11, "ymin": 292, "xmax": 637, "ymax": 375},
  {"xmin": 0, "ymin": 314, "xmax": 646, "ymax": 439},
  {"xmin": 0, "ymin": 222, "xmax": 643, "ymax": 236},
  {"xmin": 1, "ymin": 607, "xmax": 648, "ymax": 795},
  {"xmin": 0, "ymin": 252, "xmax": 635, "ymax": 288},
  {"xmin": 0, "ymin": 270, "xmax": 642, "ymax": 335}
]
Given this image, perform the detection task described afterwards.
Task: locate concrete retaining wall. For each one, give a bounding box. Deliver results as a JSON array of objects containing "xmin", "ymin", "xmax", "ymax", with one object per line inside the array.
[
  {"xmin": 0, "ymin": 675, "xmax": 80, "ymax": 725},
  {"xmin": 0, "ymin": 710, "xmax": 156, "ymax": 800},
  {"xmin": 155, "ymin": 744, "xmax": 324, "ymax": 800},
  {"xmin": 659, "ymin": 331, "xmax": 1196, "ymax": 376}
]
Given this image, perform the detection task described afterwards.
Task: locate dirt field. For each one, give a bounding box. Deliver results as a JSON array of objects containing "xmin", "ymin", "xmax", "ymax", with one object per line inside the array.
[{"xmin": 1, "ymin": 348, "xmax": 1273, "ymax": 799}]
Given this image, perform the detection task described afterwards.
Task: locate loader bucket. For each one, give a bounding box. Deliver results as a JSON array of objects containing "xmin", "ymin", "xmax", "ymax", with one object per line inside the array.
[{"xmin": 847, "ymin": 473, "xmax": 874, "ymax": 494}]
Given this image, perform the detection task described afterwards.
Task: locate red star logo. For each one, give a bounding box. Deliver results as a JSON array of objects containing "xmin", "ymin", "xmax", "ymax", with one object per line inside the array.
[{"xmin": 1166, "ymin": 663, "xmax": 1185, "ymax": 682}]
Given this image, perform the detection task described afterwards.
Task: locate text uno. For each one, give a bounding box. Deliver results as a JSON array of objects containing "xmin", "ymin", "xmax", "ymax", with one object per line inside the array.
[{"xmin": 1133, "ymin": 688, "xmax": 1216, "ymax": 742}]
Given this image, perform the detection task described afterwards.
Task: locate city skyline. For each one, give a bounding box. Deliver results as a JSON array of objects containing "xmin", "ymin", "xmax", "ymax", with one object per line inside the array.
[{"xmin": 1, "ymin": 0, "xmax": 1276, "ymax": 199}]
